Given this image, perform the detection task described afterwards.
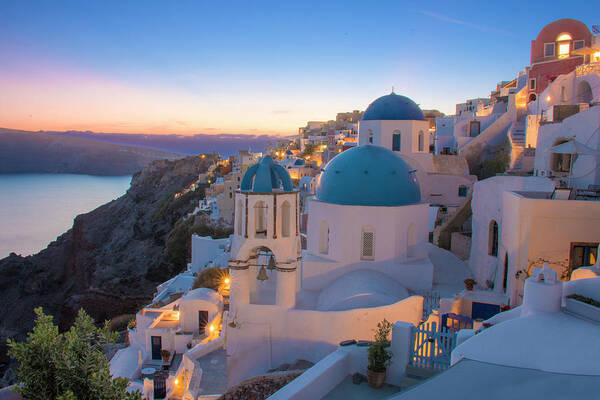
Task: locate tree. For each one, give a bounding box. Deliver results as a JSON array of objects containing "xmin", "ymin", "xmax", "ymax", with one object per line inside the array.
[{"xmin": 7, "ymin": 307, "xmax": 141, "ymax": 400}]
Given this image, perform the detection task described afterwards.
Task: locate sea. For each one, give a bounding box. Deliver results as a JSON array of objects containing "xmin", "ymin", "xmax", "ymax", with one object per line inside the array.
[{"xmin": 0, "ymin": 174, "xmax": 132, "ymax": 259}]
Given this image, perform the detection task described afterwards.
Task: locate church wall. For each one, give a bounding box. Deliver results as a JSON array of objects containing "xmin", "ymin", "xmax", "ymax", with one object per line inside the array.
[{"xmin": 226, "ymin": 296, "xmax": 423, "ymax": 387}]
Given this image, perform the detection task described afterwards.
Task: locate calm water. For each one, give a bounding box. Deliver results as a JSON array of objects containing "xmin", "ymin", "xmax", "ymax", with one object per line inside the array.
[{"xmin": 0, "ymin": 174, "xmax": 131, "ymax": 258}]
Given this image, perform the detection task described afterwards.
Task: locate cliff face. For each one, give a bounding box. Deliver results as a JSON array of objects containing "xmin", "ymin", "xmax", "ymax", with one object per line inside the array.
[{"xmin": 0, "ymin": 155, "xmax": 218, "ymax": 347}]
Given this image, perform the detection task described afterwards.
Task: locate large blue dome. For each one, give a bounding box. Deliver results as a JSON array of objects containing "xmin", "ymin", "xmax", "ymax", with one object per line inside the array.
[
  {"xmin": 315, "ymin": 145, "xmax": 421, "ymax": 206},
  {"xmin": 362, "ymin": 93, "xmax": 425, "ymax": 121}
]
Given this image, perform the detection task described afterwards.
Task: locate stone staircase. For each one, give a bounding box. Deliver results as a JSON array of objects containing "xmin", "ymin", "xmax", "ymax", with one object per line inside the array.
[{"xmin": 508, "ymin": 119, "xmax": 530, "ymax": 171}]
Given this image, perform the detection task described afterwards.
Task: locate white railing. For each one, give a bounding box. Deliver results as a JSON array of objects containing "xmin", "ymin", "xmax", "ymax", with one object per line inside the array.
[{"xmin": 576, "ymin": 62, "xmax": 600, "ymax": 77}]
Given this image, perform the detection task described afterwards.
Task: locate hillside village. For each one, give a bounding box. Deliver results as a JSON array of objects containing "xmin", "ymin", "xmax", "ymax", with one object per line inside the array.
[{"xmin": 3, "ymin": 17, "xmax": 600, "ymax": 400}]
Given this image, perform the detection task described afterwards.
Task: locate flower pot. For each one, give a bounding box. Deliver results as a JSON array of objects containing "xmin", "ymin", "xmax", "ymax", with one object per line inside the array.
[
  {"xmin": 366, "ymin": 367, "xmax": 386, "ymax": 389},
  {"xmin": 465, "ymin": 284, "xmax": 473, "ymax": 291}
]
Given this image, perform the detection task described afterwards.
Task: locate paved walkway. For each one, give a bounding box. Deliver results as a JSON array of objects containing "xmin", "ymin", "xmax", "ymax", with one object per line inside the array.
[
  {"xmin": 322, "ymin": 375, "xmax": 401, "ymax": 400},
  {"xmin": 195, "ymin": 348, "xmax": 227, "ymax": 396}
]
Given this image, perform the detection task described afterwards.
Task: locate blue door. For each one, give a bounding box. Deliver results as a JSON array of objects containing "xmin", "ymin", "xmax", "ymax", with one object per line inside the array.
[
  {"xmin": 392, "ymin": 133, "xmax": 401, "ymax": 151},
  {"xmin": 471, "ymin": 302, "xmax": 501, "ymax": 320}
]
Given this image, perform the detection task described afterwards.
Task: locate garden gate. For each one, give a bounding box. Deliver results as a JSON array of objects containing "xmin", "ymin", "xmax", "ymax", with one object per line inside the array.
[{"xmin": 410, "ymin": 321, "xmax": 457, "ymax": 370}]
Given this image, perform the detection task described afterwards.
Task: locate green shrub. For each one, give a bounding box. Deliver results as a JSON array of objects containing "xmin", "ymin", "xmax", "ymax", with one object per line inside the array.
[
  {"xmin": 193, "ymin": 267, "xmax": 230, "ymax": 291},
  {"xmin": 367, "ymin": 319, "xmax": 393, "ymax": 373},
  {"xmin": 108, "ymin": 314, "xmax": 136, "ymax": 333},
  {"xmin": 567, "ymin": 294, "xmax": 600, "ymax": 308}
]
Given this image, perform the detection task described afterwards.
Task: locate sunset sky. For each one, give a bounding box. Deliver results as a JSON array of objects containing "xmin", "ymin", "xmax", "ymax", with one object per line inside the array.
[{"xmin": 1, "ymin": 1, "xmax": 598, "ymax": 136}]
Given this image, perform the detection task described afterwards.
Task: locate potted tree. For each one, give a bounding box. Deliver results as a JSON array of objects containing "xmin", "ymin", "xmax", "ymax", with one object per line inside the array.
[
  {"xmin": 464, "ymin": 278, "xmax": 476, "ymax": 291},
  {"xmin": 161, "ymin": 349, "xmax": 171, "ymax": 363},
  {"xmin": 366, "ymin": 319, "xmax": 393, "ymax": 388}
]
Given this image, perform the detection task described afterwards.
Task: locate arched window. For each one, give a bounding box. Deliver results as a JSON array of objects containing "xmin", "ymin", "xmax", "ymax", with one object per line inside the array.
[
  {"xmin": 281, "ymin": 201, "xmax": 291, "ymax": 237},
  {"xmin": 418, "ymin": 131, "xmax": 425, "ymax": 152},
  {"xmin": 488, "ymin": 220, "xmax": 499, "ymax": 257},
  {"xmin": 368, "ymin": 129, "xmax": 374, "ymax": 144},
  {"xmin": 254, "ymin": 201, "xmax": 267, "ymax": 238},
  {"xmin": 392, "ymin": 130, "xmax": 401, "ymax": 151},
  {"xmin": 319, "ymin": 221, "xmax": 329, "ymax": 254},
  {"xmin": 361, "ymin": 226, "xmax": 375, "ymax": 260},
  {"xmin": 407, "ymin": 223, "xmax": 416, "ymax": 257},
  {"xmin": 236, "ymin": 199, "xmax": 243, "ymax": 235},
  {"xmin": 556, "ymin": 33, "xmax": 572, "ymax": 59}
]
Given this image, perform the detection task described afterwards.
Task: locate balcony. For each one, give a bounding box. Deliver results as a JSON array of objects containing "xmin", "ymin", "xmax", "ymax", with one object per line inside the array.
[{"xmin": 576, "ymin": 62, "xmax": 600, "ymax": 77}]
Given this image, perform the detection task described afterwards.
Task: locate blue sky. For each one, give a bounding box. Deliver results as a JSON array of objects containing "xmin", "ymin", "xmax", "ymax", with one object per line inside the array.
[{"xmin": 1, "ymin": 0, "xmax": 598, "ymax": 135}]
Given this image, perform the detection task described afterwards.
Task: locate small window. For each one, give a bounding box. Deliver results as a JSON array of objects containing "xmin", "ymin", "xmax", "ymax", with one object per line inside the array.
[
  {"xmin": 544, "ymin": 43, "xmax": 555, "ymax": 57},
  {"xmin": 488, "ymin": 220, "xmax": 499, "ymax": 257},
  {"xmin": 361, "ymin": 227, "xmax": 375, "ymax": 260},
  {"xmin": 570, "ymin": 243, "xmax": 598, "ymax": 271},
  {"xmin": 368, "ymin": 129, "xmax": 374, "ymax": 144},
  {"xmin": 573, "ymin": 40, "xmax": 585, "ymax": 50},
  {"xmin": 561, "ymin": 86, "xmax": 567, "ymax": 102},
  {"xmin": 392, "ymin": 132, "xmax": 401, "ymax": 151},
  {"xmin": 557, "ymin": 33, "xmax": 572, "ymax": 41},
  {"xmin": 529, "ymin": 78, "xmax": 536, "ymax": 90},
  {"xmin": 418, "ymin": 131, "xmax": 425, "ymax": 152},
  {"xmin": 458, "ymin": 185, "xmax": 468, "ymax": 197}
]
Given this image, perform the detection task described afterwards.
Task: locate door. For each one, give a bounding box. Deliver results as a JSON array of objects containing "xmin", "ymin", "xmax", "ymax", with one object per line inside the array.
[
  {"xmin": 154, "ymin": 373, "xmax": 167, "ymax": 399},
  {"xmin": 469, "ymin": 120, "xmax": 480, "ymax": 137},
  {"xmin": 198, "ymin": 310, "xmax": 209, "ymax": 333},
  {"xmin": 151, "ymin": 336, "xmax": 162, "ymax": 360}
]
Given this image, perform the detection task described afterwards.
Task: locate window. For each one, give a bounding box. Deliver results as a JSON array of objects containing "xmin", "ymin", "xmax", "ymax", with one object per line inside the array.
[
  {"xmin": 573, "ymin": 40, "xmax": 585, "ymax": 50},
  {"xmin": 281, "ymin": 201, "xmax": 291, "ymax": 237},
  {"xmin": 236, "ymin": 200, "xmax": 243, "ymax": 235},
  {"xmin": 458, "ymin": 185, "xmax": 468, "ymax": 197},
  {"xmin": 488, "ymin": 220, "xmax": 499, "ymax": 257},
  {"xmin": 469, "ymin": 120, "xmax": 480, "ymax": 137},
  {"xmin": 529, "ymin": 78, "xmax": 536, "ymax": 90},
  {"xmin": 392, "ymin": 132, "xmax": 401, "ymax": 152},
  {"xmin": 368, "ymin": 129, "xmax": 374, "ymax": 144},
  {"xmin": 502, "ymin": 253, "xmax": 509, "ymax": 292},
  {"xmin": 544, "ymin": 43, "xmax": 555, "ymax": 57},
  {"xmin": 558, "ymin": 42, "xmax": 570, "ymax": 59},
  {"xmin": 254, "ymin": 201, "xmax": 267, "ymax": 237},
  {"xmin": 556, "ymin": 33, "xmax": 572, "ymax": 41},
  {"xmin": 570, "ymin": 243, "xmax": 598, "ymax": 272},
  {"xmin": 561, "ymin": 86, "xmax": 567, "ymax": 102},
  {"xmin": 319, "ymin": 221, "xmax": 329, "ymax": 254},
  {"xmin": 361, "ymin": 226, "xmax": 375, "ymax": 260},
  {"xmin": 407, "ymin": 223, "xmax": 416, "ymax": 258},
  {"xmin": 418, "ymin": 131, "xmax": 425, "ymax": 152}
]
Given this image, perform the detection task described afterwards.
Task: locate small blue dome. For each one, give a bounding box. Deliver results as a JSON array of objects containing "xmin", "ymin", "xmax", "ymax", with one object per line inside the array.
[
  {"xmin": 315, "ymin": 145, "xmax": 420, "ymax": 206},
  {"xmin": 241, "ymin": 156, "xmax": 293, "ymax": 193},
  {"xmin": 362, "ymin": 93, "xmax": 425, "ymax": 121}
]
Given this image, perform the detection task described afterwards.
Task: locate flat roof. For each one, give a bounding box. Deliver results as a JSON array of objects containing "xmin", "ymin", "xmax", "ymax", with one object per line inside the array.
[{"xmin": 389, "ymin": 360, "xmax": 600, "ymax": 400}]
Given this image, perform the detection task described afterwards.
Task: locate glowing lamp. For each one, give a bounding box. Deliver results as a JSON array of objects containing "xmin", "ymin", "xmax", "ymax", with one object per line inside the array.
[
  {"xmin": 174, "ymin": 378, "xmax": 179, "ymax": 385},
  {"xmin": 546, "ymin": 96, "xmax": 551, "ymax": 102},
  {"xmin": 224, "ymin": 278, "xmax": 230, "ymax": 285},
  {"xmin": 209, "ymin": 325, "xmax": 215, "ymax": 332}
]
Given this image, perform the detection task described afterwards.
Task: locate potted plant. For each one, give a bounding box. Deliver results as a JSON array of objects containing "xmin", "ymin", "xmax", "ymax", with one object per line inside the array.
[
  {"xmin": 161, "ymin": 349, "xmax": 171, "ymax": 363},
  {"xmin": 464, "ymin": 278, "xmax": 476, "ymax": 291},
  {"xmin": 366, "ymin": 319, "xmax": 393, "ymax": 389}
]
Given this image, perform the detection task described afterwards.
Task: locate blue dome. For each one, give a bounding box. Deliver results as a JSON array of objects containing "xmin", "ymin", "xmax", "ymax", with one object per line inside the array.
[
  {"xmin": 362, "ymin": 93, "xmax": 425, "ymax": 121},
  {"xmin": 315, "ymin": 145, "xmax": 420, "ymax": 206},
  {"xmin": 241, "ymin": 156, "xmax": 293, "ymax": 193}
]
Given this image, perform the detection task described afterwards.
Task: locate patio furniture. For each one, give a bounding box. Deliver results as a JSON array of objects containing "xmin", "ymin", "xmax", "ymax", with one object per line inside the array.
[{"xmin": 551, "ymin": 188, "xmax": 572, "ymax": 200}]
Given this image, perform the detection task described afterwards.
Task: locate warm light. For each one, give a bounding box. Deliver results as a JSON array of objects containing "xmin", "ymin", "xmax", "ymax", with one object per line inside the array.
[
  {"xmin": 546, "ymin": 96, "xmax": 551, "ymax": 102},
  {"xmin": 556, "ymin": 33, "xmax": 572, "ymax": 41},
  {"xmin": 174, "ymin": 378, "xmax": 179, "ymax": 385},
  {"xmin": 558, "ymin": 42, "xmax": 570, "ymax": 59},
  {"xmin": 209, "ymin": 325, "xmax": 215, "ymax": 332},
  {"xmin": 201, "ymin": 154, "xmax": 206, "ymax": 159},
  {"xmin": 224, "ymin": 278, "xmax": 230, "ymax": 285}
]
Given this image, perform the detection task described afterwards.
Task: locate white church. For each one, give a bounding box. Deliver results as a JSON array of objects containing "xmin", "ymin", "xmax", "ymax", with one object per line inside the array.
[{"xmin": 226, "ymin": 92, "xmax": 470, "ymax": 385}]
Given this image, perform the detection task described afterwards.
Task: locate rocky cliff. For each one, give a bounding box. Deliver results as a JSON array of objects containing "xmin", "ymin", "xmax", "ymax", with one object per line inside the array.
[{"xmin": 0, "ymin": 155, "xmax": 231, "ymax": 383}]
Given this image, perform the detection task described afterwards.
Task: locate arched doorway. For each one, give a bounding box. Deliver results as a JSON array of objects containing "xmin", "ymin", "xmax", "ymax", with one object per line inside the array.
[
  {"xmin": 576, "ymin": 81, "xmax": 593, "ymax": 104},
  {"xmin": 528, "ymin": 93, "xmax": 537, "ymax": 103},
  {"xmin": 550, "ymin": 138, "xmax": 573, "ymax": 173}
]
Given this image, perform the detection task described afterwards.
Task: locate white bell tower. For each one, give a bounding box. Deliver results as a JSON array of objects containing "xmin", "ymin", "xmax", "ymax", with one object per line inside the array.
[{"xmin": 229, "ymin": 156, "xmax": 300, "ymax": 312}]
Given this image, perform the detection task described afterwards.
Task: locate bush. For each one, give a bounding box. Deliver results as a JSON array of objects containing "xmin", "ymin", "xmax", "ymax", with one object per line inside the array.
[
  {"xmin": 7, "ymin": 308, "xmax": 142, "ymax": 400},
  {"xmin": 193, "ymin": 267, "xmax": 230, "ymax": 291},
  {"xmin": 108, "ymin": 314, "xmax": 136, "ymax": 333}
]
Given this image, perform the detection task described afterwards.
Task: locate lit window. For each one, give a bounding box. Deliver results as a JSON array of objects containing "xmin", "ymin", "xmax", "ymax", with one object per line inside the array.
[
  {"xmin": 556, "ymin": 33, "xmax": 572, "ymax": 41},
  {"xmin": 558, "ymin": 42, "xmax": 570, "ymax": 59}
]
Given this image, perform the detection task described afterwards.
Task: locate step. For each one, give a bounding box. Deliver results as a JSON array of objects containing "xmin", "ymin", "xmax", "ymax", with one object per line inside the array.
[
  {"xmin": 400, "ymin": 376, "xmax": 423, "ymax": 389},
  {"xmin": 405, "ymin": 365, "xmax": 441, "ymax": 379}
]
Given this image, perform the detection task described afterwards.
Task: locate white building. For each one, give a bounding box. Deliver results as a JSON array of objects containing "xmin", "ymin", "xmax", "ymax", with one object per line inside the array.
[{"xmin": 226, "ymin": 145, "xmax": 470, "ymax": 386}]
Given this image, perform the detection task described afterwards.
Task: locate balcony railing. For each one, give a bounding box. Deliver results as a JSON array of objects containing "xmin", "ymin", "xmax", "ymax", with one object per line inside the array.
[{"xmin": 576, "ymin": 62, "xmax": 600, "ymax": 77}]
